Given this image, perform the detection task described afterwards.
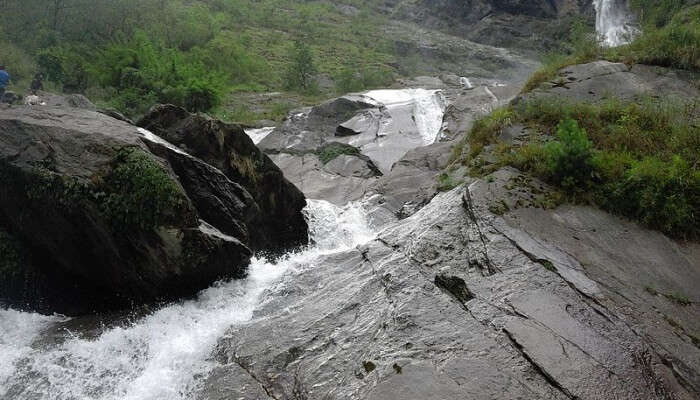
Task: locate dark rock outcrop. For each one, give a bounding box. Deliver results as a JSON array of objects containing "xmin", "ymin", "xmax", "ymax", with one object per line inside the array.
[
  {"xmin": 137, "ymin": 104, "xmax": 309, "ymax": 252},
  {"xmin": 377, "ymin": 0, "xmax": 594, "ymax": 51},
  {"xmin": 0, "ymin": 106, "xmax": 307, "ymax": 315}
]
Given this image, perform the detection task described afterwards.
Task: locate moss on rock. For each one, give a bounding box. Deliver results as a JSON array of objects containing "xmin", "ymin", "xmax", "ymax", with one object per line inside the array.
[{"xmin": 98, "ymin": 147, "xmax": 189, "ymax": 232}]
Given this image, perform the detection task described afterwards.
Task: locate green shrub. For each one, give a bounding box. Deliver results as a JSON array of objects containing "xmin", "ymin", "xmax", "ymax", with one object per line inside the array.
[
  {"xmin": 542, "ymin": 119, "xmax": 594, "ymax": 192},
  {"xmin": 627, "ymin": 6, "xmax": 700, "ymax": 70},
  {"xmin": 601, "ymin": 156, "xmax": 699, "ymax": 237},
  {"xmin": 449, "ymin": 107, "xmax": 513, "ymax": 165},
  {"xmin": 284, "ymin": 41, "xmax": 318, "ymax": 94},
  {"xmin": 183, "ymin": 78, "xmax": 220, "ymax": 113},
  {"xmin": 436, "ymin": 173, "xmax": 462, "ymax": 192}
]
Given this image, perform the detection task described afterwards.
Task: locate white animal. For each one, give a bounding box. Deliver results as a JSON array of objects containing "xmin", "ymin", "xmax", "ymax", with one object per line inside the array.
[{"xmin": 24, "ymin": 94, "xmax": 41, "ymax": 106}]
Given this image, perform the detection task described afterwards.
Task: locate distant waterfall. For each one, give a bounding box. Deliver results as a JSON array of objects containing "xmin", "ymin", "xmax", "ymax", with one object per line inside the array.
[{"xmin": 594, "ymin": 0, "xmax": 638, "ymax": 47}]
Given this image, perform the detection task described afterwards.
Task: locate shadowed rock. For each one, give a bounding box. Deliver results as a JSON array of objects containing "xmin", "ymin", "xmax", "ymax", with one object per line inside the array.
[
  {"xmin": 0, "ymin": 107, "xmax": 258, "ymax": 315},
  {"xmin": 138, "ymin": 104, "xmax": 309, "ymax": 252}
]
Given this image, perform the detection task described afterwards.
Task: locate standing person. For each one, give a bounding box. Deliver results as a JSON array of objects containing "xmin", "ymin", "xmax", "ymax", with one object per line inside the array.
[
  {"xmin": 0, "ymin": 65, "xmax": 9, "ymax": 103},
  {"xmin": 30, "ymin": 72, "xmax": 44, "ymax": 95}
]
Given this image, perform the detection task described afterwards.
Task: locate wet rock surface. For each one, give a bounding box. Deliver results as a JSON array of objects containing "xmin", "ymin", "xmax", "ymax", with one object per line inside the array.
[
  {"xmin": 203, "ymin": 170, "xmax": 698, "ymax": 399},
  {"xmin": 200, "ymin": 171, "xmax": 700, "ymax": 399}
]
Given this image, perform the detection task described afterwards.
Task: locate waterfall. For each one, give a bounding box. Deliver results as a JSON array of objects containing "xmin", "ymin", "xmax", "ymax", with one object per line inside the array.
[{"xmin": 594, "ymin": 0, "xmax": 638, "ymax": 47}]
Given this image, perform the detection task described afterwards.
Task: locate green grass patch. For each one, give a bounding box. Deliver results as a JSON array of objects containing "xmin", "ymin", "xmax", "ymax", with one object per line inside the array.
[
  {"xmin": 436, "ymin": 173, "xmax": 462, "ymax": 192},
  {"xmin": 449, "ymin": 107, "xmax": 513, "ymax": 166},
  {"xmin": 622, "ymin": 2, "xmax": 700, "ymax": 71},
  {"xmin": 316, "ymin": 143, "xmax": 361, "ymax": 164},
  {"xmin": 454, "ymin": 96, "xmax": 699, "ymax": 238}
]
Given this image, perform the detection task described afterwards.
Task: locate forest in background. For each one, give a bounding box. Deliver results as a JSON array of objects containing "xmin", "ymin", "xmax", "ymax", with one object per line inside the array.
[{"xmin": 0, "ymin": 0, "xmax": 397, "ymax": 118}]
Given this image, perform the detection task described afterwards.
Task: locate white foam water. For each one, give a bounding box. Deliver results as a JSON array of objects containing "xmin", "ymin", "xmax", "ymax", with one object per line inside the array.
[
  {"xmin": 364, "ymin": 89, "xmax": 446, "ymax": 145},
  {"xmin": 244, "ymin": 127, "xmax": 275, "ymax": 144},
  {"xmin": 594, "ymin": 0, "xmax": 638, "ymax": 47},
  {"xmin": 0, "ymin": 199, "xmax": 376, "ymax": 400}
]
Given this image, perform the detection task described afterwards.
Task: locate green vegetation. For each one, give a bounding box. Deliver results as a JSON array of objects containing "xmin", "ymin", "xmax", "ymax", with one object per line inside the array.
[
  {"xmin": 284, "ymin": 41, "xmax": 319, "ymax": 93},
  {"xmin": 1, "ymin": 0, "xmax": 398, "ymax": 118},
  {"xmin": 316, "ymin": 143, "xmax": 361, "ymax": 164},
  {"xmin": 99, "ymin": 148, "xmax": 187, "ymax": 231},
  {"xmin": 452, "ymin": 97, "xmax": 699, "ymax": 238},
  {"xmin": 625, "ymin": 0, "xmax": 700, "ymax": 70},
  {"xmin": 523, "ymin": 20, "xmax": 602, "ymax": 92},
  {"xmin": 540, "ymin": 260, "xmax": 556, "ymax": 272},
  {"xmin": 436, "ymin": 173, "xmax": 462, "ymax": 192}
]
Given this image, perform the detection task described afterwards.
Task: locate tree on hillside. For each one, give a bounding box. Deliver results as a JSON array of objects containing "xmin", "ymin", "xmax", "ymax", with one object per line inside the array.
[{"xmin": 283, "ymin": 41, "xmax": 318, "ymax": 93}]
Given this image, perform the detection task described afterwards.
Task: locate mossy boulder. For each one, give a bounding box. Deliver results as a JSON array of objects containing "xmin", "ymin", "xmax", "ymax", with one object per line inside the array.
[
  {"xmin": 0, "ymin": 107, "xmax": 255, "ymax": 315},
  {"xmin": 138, "ymin": 104, "xmax": 309, "ymax": 252}
]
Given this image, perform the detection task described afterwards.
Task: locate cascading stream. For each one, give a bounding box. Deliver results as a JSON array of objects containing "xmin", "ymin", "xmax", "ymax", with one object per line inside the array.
[
  {"xmin": 0, "ymin": 85, "xmax": 448, "ymax": 399},
  {"xmin": 594, "ymin": 0, "xmax": 638, "ymax": 47},
  {"xmin": 0, "ymin": 200, "xmax": 377, "ymax": 400}
]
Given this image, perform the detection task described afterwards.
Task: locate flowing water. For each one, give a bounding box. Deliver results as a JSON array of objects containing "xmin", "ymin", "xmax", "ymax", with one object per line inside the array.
[
  {"xmin": 594, "ymin": 0, "xmax": 638, "ymax": 47},
  {"xmin": 0, "ymin": 200, "xmax": 377, "ymax": 400},
  {"xmin": 363, "ymin": 89, "xmax": 445, "ymax": 146},
  {"xmin": 243, "ymin": 127, "xmax": 275, "ymax": 145}
]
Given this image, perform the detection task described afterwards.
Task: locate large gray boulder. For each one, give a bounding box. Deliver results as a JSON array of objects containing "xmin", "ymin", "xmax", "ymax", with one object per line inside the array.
[{"xmin": 0, "ymin": 106, "xmax": 307, "ymax": 315}]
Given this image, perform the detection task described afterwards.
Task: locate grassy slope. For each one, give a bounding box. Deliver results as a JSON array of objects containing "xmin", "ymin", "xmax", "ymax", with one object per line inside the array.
[{"xmin": 0, "ymin": 0, "xmax": 397, "ymax": 120}]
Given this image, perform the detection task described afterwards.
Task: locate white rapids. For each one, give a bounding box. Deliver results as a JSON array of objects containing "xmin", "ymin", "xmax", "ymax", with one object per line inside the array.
[
  {"xmin": 0, "ymin": 200, "xmax": 377, "ymax": 400},
  {"xmin": 244, "ymin": 127, "xmax": 275, "ymax": 145},
  {"xmin": 594, "ymin": 0, "xmax": 638, "ymax": 47},
  {"xmin": 339, "ymin": 88, "xmax": 446, "ymax": 173},
  {"xmin": 363, "ymin": 89, "xmax": 445, "ymax": 146}
]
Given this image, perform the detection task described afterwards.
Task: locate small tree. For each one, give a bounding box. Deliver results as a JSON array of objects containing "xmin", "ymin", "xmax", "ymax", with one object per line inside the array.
[
  {"xmin": 284, "ymin": 41, "xmax": 317, "ymax": 93},
  {"xmin": 544, "ymin": 118, "xmax": 594, "ymax": 192}
]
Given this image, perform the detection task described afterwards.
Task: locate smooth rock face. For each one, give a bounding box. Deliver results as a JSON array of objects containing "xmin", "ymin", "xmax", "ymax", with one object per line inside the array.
[
  {"xmin": 203, "ymin": 171, "xmax": 698, "ymax": 399},
  {"xmin": 138, "ymin": 104, "xmax": 309, "ymax": 252},
  {"xmin": 524, "ymin": 61, "xmax": 700, "ymax": 103},
  {"xmin": 0, "ymin": 107, "xmax": 255, "ymax": 315}
]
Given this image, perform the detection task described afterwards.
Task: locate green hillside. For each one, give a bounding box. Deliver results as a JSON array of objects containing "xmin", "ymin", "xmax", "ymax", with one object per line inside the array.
[{"xmin": 1, "ymin": 0, "xmax": 396, "ymax": 117}]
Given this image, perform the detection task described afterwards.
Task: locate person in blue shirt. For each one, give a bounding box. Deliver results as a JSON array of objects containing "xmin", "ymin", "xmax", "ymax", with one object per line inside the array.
[{"xmin": 0, "ymin": 66, "xmax": 10, "ymax": 103}]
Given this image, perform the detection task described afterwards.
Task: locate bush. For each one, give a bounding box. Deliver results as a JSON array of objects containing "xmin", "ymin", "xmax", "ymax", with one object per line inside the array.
[
  {"xmin": 542, "ymin": 119, "xmax": 594, "ymax": 192},
  {"xmin": 626, "ymin": 6, "xmax": 700, "ymax": 70},
  {"xmin": 601, "ymin": 156, "xmax": 699, "ymax": 237},
  {"xmin": 284, "ymin": 41, "xmax": 318, "ymax": 93},
  {"xmin": 182, "ymin": 78, "xmax": 220, "ymax": 113}
]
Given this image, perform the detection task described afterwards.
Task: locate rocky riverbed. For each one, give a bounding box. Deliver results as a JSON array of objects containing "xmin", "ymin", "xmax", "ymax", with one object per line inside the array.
[{"xmin": 1, "ymin": 58, "xmax": 698, "ymax": 399}]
